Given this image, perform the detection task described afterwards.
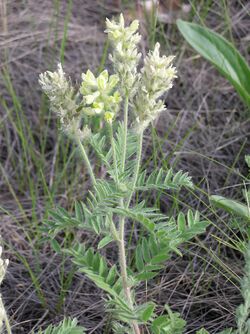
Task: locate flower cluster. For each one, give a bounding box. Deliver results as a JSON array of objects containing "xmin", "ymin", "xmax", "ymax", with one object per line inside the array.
[
  {"xmin": 39, "ymin": 64, "xmax": 90, "ymax": 141},
  {"xmin": 80, "ymin": 69, "xmax": 121, "ymax": 122},
  {"xmin": 105, "ymin": 14, "xmax": 141, "ymax": 94},
  {"xmin": 39, "ymin": 15, "xmax": 176, "ymax": 139},
  {"xmin": 133, "ymin": 43, "xmax": 177, "ymax": 132}
]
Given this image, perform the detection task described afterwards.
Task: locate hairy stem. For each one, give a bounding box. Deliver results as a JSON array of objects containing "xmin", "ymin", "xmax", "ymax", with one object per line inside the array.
[
  {"xmin": 118, "ymin": 234, "xmax": 140, "ymax": 334},
  {"xmin": 109, "ymin": 123, "xmax": 119, "ymax": 183},
  {"xmin": 76, "ymin": 138, "xmax": 96, "ymax": 186},
  {"xmin": 107, "ymin": 123, "xmax": 120, "ymax": 241},
  {"xmin": 108, "ymin": 112, "xmax": 133, "ymax": 305},
  {"xmin": 0, "ymin": 296, "xmax": 11, "ymax": 334},
  {"xmin": 121, "ymin": 94, "xmax": 129, "ymax": 172},
  {"xmin": 127, "ymin": 132, "xmax": 144, "ymax": 334},
  {"xmin": 126, "ymin": 131, "xmax": 143, "ymax": 208},
  {"xmin": 117, "ymin": 94, "xmax": 141, "ymax": 334},
  {"xmin": 118, "ymin": 230, "xmax": 132, "ymax": 305},
  {"xmin": 5, "ymin": 317, "xmax": 12, "ymax": 334},
  {"xmin": 118, "ymin": 131, "xmax": 143, "ymax": 314},
  {"xmin": 4, "ymin": 311, "xmax": 12, "ymax": 334}
]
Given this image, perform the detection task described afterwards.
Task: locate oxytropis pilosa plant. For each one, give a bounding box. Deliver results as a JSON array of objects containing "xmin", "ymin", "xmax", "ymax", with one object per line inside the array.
[{"xmin": 39, "ymin": 14, "xmax": 210, "ymax": 334}]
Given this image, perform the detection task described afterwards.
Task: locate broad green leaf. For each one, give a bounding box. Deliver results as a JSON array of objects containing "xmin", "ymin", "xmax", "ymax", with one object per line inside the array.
[
  {"xmin": 151, "ymin": 252, "xmax": 170, "ymax": 264},
  {"xmin": 196, "ymin": 329, "xmax": 210, "ymax": 334},
  {"xmin": 151, "ymin": 315, "xmax": 168, "ymax": 334},
  {"xmin": 106, "ymin": 265, "xmax": 117, "ymax": 286},
  {"xmin": 177, "ymin": 20, "xmax": 250, "ymax": 107},
  {"xmin": 135, "ymin": 271, "xmax": 158, "ymax": 281},
  {"xmin": 142, "ymin": 238, "xmax": 151, "ymax": 262},
  {"xmin": 210, "ymin": 195, "xmax": 250, "ymax": 221},
  {"xmin": 75, "ymin": 201, "xmax": 84, "ymax": 222},
  {"xmin": 84, "ymin": 272, "xmax": 117, "ymax": 296},
  {"xmin": 177, "ymin": 212, "xmax": 186, "ymax": 232},
  {"xmin": 151, "ymin": 307, "xmax": 186, "ymax": 334},
  {"xmin": 112, "ymin": 322, "xmax": 134, "ymax": 334},
  {"xmin": 144, "ymin": 264, "xmax": 164, "ymax": 271},
  {"xmin": 135, "ymin": 245, "xmax": 144, "ymax": 272},
  {"xmin": 98, "ymin": 235, "xmax": 113, "ymax": 249},
  {"xmin": 137, "ymin": 302, "xmax": 156, "ymax": 322},
  {"xmin": 98, "ymin": 257, "xmax": 107, "ymax": 276},
  {"xmin": 245, "ymin": 155, "xmax": 250, "ymax": 169},
  {"xmin": 51, "ymin": 239, "xmax": 61, "ymax": 253},
  {"xmin": 218, "ymin": 329, "xmax": 234, "ymax": 334}
]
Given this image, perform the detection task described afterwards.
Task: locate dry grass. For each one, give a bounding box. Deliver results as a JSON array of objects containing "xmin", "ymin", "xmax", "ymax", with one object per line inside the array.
[{"xmin": 0, "ymin": 0, "xmax": 249, "ymax": 333}]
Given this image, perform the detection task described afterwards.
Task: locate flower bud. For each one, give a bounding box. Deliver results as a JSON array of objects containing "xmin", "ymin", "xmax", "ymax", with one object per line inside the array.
[{"xmin": 104, "ymin": 111, "xmax": 115, "ymax": 124}]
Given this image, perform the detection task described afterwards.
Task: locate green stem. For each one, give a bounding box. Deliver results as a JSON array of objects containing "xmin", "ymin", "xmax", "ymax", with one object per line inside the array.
[
  {"xmin": 118, "ymin": 226, "xmax": 140, "ymax": 334},
  {"xmin": 76, "ymin": 137, "xmax": 96, "ymax": 186},
  {"xmin": 107, "ymin": 123, "xmax": 120, "ymax": 241},
  {"xmin": 125, "ymin": 132, "xmax": 144, "ymax": 334},
  {"xmin": 118, "ymin": 131, "xmax": 143, "ymax": 324},
  {"xmin": 126, "ymin": 131, "xmax": 143, "ymax": 208},
  {"xmin": 118, "ymin": 227, "xmax": 131, "ymax": 303},
  {"xmin": 117, "ymin": 94, "xmax": 141, "ymax": 334},
  {"xmin": 121, "ymin": 94, "xmax": 129, "ymax": 173},
  {"xmin": 109, "ymin": 123, "xmax": 119, "ymax": 184},
  {"xmin": 4, "ymin": 310, "xmax": 12, "ymax": 334},
  {"xmin": 5, "ymin": 318, "xmax": 12, "ymax": 334},
  {"xmin": 0, "ymin": 295, "xmax": 11, "ymax": 334},
  {"xmin": 119, "ymin": 131, "xmax": 143, "ymax": 334}
]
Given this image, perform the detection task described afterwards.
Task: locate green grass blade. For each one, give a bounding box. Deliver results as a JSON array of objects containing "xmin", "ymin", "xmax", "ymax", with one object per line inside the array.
[{"xmin": 60, "ymin": 0, "xmax": 73, "ymax": 64}]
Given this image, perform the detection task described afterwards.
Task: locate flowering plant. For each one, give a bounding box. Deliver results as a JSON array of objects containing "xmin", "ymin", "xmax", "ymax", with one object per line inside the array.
[{"xmin": 39, "ymin": 14, "xmax": 210, "ymax": 334}]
